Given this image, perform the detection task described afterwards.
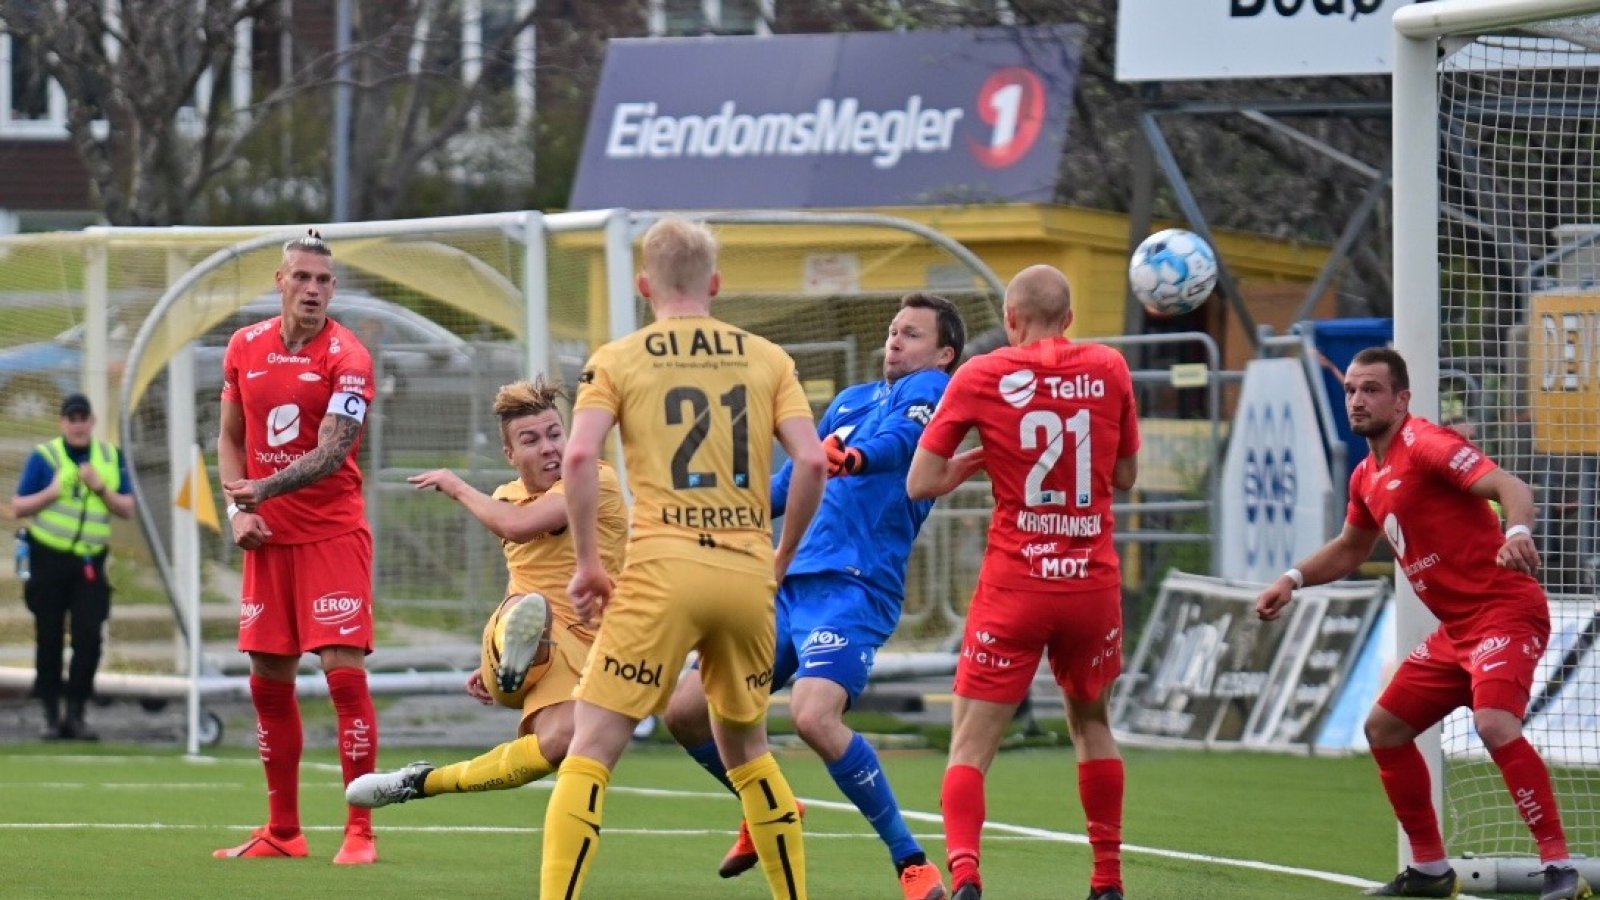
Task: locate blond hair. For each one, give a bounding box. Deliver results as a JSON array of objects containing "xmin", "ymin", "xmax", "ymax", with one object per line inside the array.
[
  {"xmin": 493, "ymin": 377, "xmax": 566, "ymax": 447},
  {"xmin": 642, "ymin": 215, "xmax": 718, "ymax": 295}
]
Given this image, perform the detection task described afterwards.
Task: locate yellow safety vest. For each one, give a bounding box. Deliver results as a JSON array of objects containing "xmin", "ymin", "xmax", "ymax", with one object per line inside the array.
[{"xmin": 28, "ymin": 437, "xmax": 121, "ymax": 557}]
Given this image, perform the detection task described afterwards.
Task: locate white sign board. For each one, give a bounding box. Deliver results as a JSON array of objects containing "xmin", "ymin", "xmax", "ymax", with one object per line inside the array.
[
  {"xmin": 1219, "ymin": 357, "xmax": 1334, "ymax": 583},
  {"xmin": 1116, "ymin": 0, "xmax": 1433, "ymax": 82}
]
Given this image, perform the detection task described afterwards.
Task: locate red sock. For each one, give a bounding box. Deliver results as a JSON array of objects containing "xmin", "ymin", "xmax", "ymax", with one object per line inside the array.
[
  {"xmin": 249, "ymin": 675, "xmax": 302, "ymax": 840},
  {"xmin": 942, "ymin": 764, "xmax": 986, "ymax": 889},
  {"xmin": 326, "ymin": 667, "xmax": 378, "ymax": 833},
  {"xmin": 1079, "ymin": 758, "xmax": 1125, "ymax": 891},
  {"xmin": 1490, "ymin": 737, "xmax": 1569, "ymax": 863},
  {"xmin": 1371, "ymin": 743, "xmax": 1447, "ymax": 864}
]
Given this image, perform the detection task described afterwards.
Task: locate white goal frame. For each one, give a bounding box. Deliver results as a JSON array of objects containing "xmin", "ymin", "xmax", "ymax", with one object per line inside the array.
[{"xmin": 1393, "ymin": 0, "xmax": 1600, "ymax": 891}]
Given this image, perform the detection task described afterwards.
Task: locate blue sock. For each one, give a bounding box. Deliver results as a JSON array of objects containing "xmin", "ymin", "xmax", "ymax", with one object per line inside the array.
[
  {"xmin": 686, "ymin": 740, "xmax": 737, "ymax": 795},
  {"xmin": 827, "ymin": 732, "xmax": 921, "ymax": 865}
]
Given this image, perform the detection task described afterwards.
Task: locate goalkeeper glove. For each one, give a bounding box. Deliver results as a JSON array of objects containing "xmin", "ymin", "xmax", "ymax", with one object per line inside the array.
[{"xmin": 822, "ymin": 434, "xmax": 866, "ymax": 476}]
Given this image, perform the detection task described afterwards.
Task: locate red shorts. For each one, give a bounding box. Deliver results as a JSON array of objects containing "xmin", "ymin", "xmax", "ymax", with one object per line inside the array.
[
  {"xmin": 954, "ymin": 581, "xmax": 1122, "ymax": 704},
  {"xmin": 1378, "ymin": 623, "xmax": 1548, "ymax": 729},
  {"xmin": 238, "ymin": 528, "xmax": 374, "ymax": 656}
]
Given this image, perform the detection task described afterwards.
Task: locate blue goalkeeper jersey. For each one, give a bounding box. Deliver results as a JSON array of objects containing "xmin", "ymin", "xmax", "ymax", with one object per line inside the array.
[{"xmin": 771, "ymin": 368, "xmax": 949, "ymax": 629}]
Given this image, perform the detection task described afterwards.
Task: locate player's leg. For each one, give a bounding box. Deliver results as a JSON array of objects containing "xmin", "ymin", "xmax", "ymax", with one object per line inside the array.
[
  {"xmin": 665, "ymin": 664, "xmax": 739, "ymax": 790},
  {"xmin": 1468, "ymin": 632, "xmax": 1590, "ymax": 900},
  {"xmin": 672, "ymin": 585, "xmax": 803, "ymax": 878},
  {"xmin": 787, "ymin": 598, "xmax": 942, "ymax": 898},
  {"xmin": 1049, "ymin": 586, "xmax": 1125, "ymax": 900},
  {"xmin": 700, "ymin": 565, "xmax": 806, "ymax": 900},
  {"xmin": 1361, "ymin": 630, "xmax": 1462, "ymax": 897},
  {"xmin": 944, "ymin": 584, "xmax": 1042, "ymax": 900},
  {"xmin": 542, "ymin": 557, "xmax": 695, "ymax": 899},
  {"xmin": 391, "ymin": 626, "xmax": 583, "ymax": 803},
  {"xmin": 297, "ymin": 529, "xmax": 379, "ymax": 865},
  {"xmin": 216, "ymin": 545, "xmax": 308, "ymax": 859}
]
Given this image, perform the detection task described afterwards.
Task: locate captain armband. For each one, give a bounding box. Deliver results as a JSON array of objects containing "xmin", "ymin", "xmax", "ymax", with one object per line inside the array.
[{"xmin": 328, "ymin": 391, "xmax": 369, "ymax": 423}]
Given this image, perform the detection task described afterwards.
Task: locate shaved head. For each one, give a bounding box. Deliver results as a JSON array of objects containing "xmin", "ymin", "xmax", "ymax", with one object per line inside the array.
[{"xmin": 1005, "ymin": 264, "xmax": 1073, "ymax": 329}]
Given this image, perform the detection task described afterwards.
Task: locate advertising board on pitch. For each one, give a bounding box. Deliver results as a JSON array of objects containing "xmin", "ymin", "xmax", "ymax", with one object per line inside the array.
[
  {"xmin": 1116, "ymin": 0, "xmax": 1434, "ymax": 81},
  {"xmin": 570, "ymin": 27, "xmax": 1083, "ymax": 210},
  {"xmin": 1528, "ymin": 291, "xmax": 1600, "ymax": 453}
]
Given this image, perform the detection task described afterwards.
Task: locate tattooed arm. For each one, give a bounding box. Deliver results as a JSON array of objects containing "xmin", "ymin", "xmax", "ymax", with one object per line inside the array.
[{"xmin": 225, "ymin": 413, "xmax": 363, "ymax": 509}]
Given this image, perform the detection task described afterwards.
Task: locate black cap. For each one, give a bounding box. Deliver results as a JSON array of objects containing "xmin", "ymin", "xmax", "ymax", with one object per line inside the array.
[{"xmin": 60, "ymin": 393, "xmax": 92, "ymax": 417}]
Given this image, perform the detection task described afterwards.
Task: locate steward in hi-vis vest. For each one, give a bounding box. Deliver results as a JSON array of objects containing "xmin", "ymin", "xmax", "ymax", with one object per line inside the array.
[{"xmin": 9, "ymin": 392, "xmax": 136, "ymax": 741}]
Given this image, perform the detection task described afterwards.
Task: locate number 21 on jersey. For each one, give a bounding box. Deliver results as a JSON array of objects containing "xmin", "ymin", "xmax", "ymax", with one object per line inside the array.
[
  {"xmin": 1021, "ymin": 408, "xmax": 1091, "ymax": 508},
  {"xmin": 664, "ymin": 385, "xmax": 749, "ymax": 490}
]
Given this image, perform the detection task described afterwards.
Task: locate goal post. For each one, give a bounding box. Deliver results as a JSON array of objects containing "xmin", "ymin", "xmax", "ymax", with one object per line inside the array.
[{"xmin": 1393, "ymin": 0, "xmax": 1600, "ymax": 891}]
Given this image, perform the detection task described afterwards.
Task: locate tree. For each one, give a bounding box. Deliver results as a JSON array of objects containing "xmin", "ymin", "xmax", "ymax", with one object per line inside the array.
[{"xmin": 0, "ymin": 0, "xmax": 580, "ymax": 225}]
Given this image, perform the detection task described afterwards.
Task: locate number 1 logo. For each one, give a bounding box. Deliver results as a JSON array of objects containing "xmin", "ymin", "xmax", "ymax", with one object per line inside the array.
[{"xmin": 969, "ymin": 66, "xmax": 1045, "ymax": 169}]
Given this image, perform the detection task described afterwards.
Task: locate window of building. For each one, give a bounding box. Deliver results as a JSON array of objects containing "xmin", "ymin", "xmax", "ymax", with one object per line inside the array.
[{"xmin": 650, "ymin": 0, "xmax": 771, "ymax": 37}]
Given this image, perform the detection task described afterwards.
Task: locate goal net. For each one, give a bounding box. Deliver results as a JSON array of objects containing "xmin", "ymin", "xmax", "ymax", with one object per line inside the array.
[{"xmin": 1394, "ymin": 0, "xmax": 1600, "ymax": 889}]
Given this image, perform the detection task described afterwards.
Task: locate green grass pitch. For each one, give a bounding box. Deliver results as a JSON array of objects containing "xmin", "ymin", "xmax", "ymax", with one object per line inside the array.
[{"xmin": 0, "ymin": 742, "xmax": 1527, "ymax": 899}]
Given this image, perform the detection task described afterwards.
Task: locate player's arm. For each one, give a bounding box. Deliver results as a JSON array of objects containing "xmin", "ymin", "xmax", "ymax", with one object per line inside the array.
[
  {"xmin": 1255, "ymin": 522, "xmax": 1382, "ymax": 621},
  {"xmin": 1113, "ymin": 454, "xmax": 1138, "ymax": 492},
  {"xmin": 906, "ymin": 442, "xmax": 986, "ymax": 500},
  {"xmin": 218, "ymin": 398, "xmax": 273, "ymax": 549},
  {"xmin": 1467, "ymin": 466, "xmax": 1540, "ymax": 574},
  {"xmin": 238, "ymin": 408, "xmax": 364, "ymax": 505},
  {"xmin": 410, "ymin": 468, "xmax": 568, "ymax": 544},
  {"xmin": 774, "ymin": 416, "xmax": 827, "ymax": 579},
  {"xmin": 562, "ymin": 406, "xmax": 616, "ymax": 625},
  {"xmin": 830, "ymin": 382, "xmax": 939, "ymax": 477}
]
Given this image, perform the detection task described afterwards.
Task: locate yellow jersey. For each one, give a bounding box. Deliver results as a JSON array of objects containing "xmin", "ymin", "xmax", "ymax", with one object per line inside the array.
[
  {"xmin": 575, "ymin": 315, "xmax": 813, "ymax": 567},
  {"xmin": 493, "ymin": 460, "xmax": 628, "ymax": 641}
]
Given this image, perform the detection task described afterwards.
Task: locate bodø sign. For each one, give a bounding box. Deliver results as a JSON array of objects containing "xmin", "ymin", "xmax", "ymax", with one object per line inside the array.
[
  {"xmin": 570, "ymin": 27, "xmax": 1083, "ymax": 210},
  {"xmin": 1116, "ymin": 0, "xmax": 1433, "ymax": 81}
]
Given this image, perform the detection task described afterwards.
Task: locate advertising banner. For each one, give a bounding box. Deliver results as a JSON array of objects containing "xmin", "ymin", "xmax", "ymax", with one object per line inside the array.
[
  {"xmin": 1116, "ymin": 0, "xmax": 1432, "ymax": 81},
  {"xmin": 1528, "ymin": 291, "xmax": 1600, "ymax": 453},
  {"xmin": 570, "ymin": 26, "xmax": 1083, "ymax": 210},
  {"xmin": 1218, "ymin": 357, "xmax": 1335, "ymax": 583},
  {"xmin": 1111, "ymin": 571, "xmax": 1387, "ymax": 749}
]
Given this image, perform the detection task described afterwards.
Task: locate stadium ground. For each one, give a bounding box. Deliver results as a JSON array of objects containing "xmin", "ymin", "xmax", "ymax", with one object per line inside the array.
[{"xmin": 0, "ymin": 744, "xmax": 1527, "ymax": 899}]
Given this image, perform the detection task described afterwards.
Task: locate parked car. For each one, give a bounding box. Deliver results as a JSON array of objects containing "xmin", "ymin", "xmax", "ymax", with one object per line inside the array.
[
  {"xmin": 190, "ymin": 293, "xmax": 526, "ymax": 456},
  {"xmin": 0, "ymin": 321, "xmax": 130, "ymax": 420}
]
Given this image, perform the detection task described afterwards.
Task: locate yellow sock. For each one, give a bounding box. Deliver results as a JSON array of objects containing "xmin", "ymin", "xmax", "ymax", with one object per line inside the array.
[
  {"xmin": 539, "ymin": 754, "xmax": 610, "ymax": 900},
  {"xmin": 728, "ymin": 753, "xmax": 807, "ymax": 900},
  {"xmin": 422, "ymin": 733, "xmax": 554, "ymax": 796}
]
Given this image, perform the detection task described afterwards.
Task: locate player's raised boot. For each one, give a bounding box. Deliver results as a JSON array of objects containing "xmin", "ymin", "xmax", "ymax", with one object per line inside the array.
[
  {"xmin": 1364, "ymin": 867, "xmax": 1459, "ymax": 897},
  {"xmin": 333, "ymin": 825, "xmax": 377, "ymax": 865},
  {"xmin": 496, "ymin": 592, "xmax": 552, "ymax": 695},
  {"xmin": 1088, "ymin": 888, "xmax": 1126, "ymax": 900},
  {"xmin": 951, "ymin": 881, "xmax": 982, "ymax": 900},
  {"xmin": 213, "ymin": 826, "xmax": 309, "ymax": 859},
  {"xmin": 1539, "ymin": 865, "xmax": 1594, "ymax": 900},
  {"xmin": 719, "ymin": 799, "xmax": 806, "ymax": 878},
  {"xmin": 899, "ymin": 861, "xmax": 947, "ymax": 900},
  {"xmin": 346, "ymin": 761, "xmax": 432, "ymax": 809}
]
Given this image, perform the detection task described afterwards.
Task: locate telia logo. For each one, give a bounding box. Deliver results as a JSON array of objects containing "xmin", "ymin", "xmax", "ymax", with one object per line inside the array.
[
  {"xmin": 970, "ymin": 67, "xmax": 1045, "ymax": 169},
  {"xmin": 266, "ymin": 404, "xmax": 301, "ymax": 448},
  {"xmin": 311, "ymin": 592, "xmax": 363, "ymax": 626}
]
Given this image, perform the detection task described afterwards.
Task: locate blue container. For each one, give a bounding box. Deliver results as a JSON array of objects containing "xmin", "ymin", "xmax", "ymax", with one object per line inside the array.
[{"xmin": 1303, "ymin": 317, "xmax": 1393, "ymax": 483}]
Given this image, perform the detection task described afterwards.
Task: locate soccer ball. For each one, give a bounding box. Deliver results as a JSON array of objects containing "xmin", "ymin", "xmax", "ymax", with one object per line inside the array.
[{"xmin": 1128, "ymin": 228, "xmax": 1218, "ymax": 317}]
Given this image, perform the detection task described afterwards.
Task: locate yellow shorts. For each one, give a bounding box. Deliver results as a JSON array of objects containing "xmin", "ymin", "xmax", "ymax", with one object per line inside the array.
[
  {"xmin": 480, "ymin": 595, "xmax": 589, "ymax": 732},
  {"xmin": 577, "ymin": 553, "xmax": 776, "ymax": 725}
]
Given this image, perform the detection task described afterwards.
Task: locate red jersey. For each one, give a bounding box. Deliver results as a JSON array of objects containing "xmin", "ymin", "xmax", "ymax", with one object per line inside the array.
[
  {"xmin": 221, "ymin": 316, "xmax": 376, "ymax": 544},
  {"xmin": 920, "ymin": 338, "xmax": 1140, "ymax": 591},
  {"xmin": 1346, "ymin": 415, "xmax": 1547, "ymax": 636}
]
